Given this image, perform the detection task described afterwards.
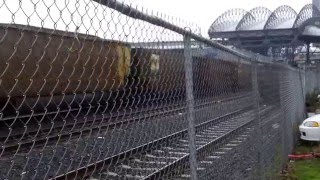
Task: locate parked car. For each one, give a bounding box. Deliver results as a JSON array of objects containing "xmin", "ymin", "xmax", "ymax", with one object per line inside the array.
[{"xmin": 299, "ymin": 114, "xmax": 320, "ymax": 141}]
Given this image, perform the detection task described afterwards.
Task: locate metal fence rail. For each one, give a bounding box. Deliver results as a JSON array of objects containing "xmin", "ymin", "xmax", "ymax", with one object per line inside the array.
[{"xmin": 0, "ymin": 0, "xmax": 312, "ymax": 179}]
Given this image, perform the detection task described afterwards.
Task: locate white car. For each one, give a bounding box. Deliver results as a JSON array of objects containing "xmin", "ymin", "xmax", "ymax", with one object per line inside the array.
[{"xmin": 299, "ymin": 114, "xmax": 320, "ymax": 141}]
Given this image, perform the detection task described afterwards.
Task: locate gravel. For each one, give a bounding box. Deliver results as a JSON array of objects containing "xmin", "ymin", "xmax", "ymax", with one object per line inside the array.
[{"xmin": 0, "ymin": 95, "xmax": 253, "ymax": 179}]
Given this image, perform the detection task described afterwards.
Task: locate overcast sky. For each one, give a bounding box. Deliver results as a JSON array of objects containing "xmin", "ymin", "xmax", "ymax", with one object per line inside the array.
[
  {"xmin": 0, "ymin": 0, "xmax": 312, "ymax": 40},
  {"xmin": 122, "ymin": 0, "xmax": 311, "ymax": 35}
]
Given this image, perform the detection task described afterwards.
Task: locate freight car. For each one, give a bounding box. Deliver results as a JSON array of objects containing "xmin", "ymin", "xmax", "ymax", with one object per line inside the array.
[
  {"xmin": 0, "ymin": 24, "xmax": 252, "ymax": 118},
  {"xmin": 129, "ymin": 48, "xmax": 186, "ymax": 106},
  {"xmin": 193, "ymin": 55, "xmax": 239, "ymax": 99},
  {"xmin": 0, "ymin": 24, "xmax": 131, "ymax": 116},
  {"xmin": 130, "ymin": 47, "xmax": 250, "ymax": 102}
]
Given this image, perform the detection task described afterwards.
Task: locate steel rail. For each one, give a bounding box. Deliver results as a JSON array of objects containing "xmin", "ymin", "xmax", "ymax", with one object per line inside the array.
[
  {"xmin": 0, "ymin": 94, "xmax": 250, "ymax": 157},
  {"xmin": 52, "ymin": 106, "xmax": 253, "ymax": 180}
]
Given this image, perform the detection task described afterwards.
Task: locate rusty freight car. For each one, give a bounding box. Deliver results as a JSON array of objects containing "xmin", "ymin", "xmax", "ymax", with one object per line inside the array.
[
  {"xmin": 0, "ymin": 24, "xmax": 131, "ymax": 115},
  {"xmin": 130, "ymin": 47, "xmax": 247, "ymax": 102},
  {"xmin": 0, "ymin": 25, "xmax": 251, "ymax": 117},
  {"xmin": 130, "ymin": 48, "xmax": 186, "ymax": 104}
]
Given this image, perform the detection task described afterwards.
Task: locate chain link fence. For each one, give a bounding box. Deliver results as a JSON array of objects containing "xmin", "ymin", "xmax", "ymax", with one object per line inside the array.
[
  {"xmin": 305, "ymin": 68, "xmax": 320, "ymax": 95},
  {"xmin": 0, "ymin": 0, "xmax": 314, "ymax": 179}
]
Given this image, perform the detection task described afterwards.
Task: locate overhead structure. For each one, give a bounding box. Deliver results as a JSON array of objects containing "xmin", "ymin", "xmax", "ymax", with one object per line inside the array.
[
  {"xmin": 313, "ymin": 0, "xmax": 320, "ymax": 16},
  {"xmin": 238, "ymin": 7, "xmax": 272, "ymax": 31},
  {"xmin": 208, "ymin": 4, "xmax": 320, "ymax": 60}
]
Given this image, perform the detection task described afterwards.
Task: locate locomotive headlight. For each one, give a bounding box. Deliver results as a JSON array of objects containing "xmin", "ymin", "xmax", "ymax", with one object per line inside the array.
[{"xmin": 303, "ymin": 121, "xmax": 319, "ymax": 127}]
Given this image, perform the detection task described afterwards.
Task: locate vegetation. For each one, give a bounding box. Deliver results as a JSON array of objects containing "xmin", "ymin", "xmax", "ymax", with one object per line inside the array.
[
  {"xmin": 279, "ymin": 91, "xmax": 320, "ymax": 179},
  {"xmin": 306, "ymin": 90, "xmax": 320, "ymax": 112},
  {"xmin": 294, "ymin": 159, "xmax": 320, "ymax": 179},
  {"xmin": 295, "ymin": 141, "xmax": 320, "ymax": 154},
  {"xmin": 266, "ymin": 146, "xmax": 283, "ymax": 179},
  {"xmin": 280, "ymin": 141, "xmax": 320, "ymax": 180}
]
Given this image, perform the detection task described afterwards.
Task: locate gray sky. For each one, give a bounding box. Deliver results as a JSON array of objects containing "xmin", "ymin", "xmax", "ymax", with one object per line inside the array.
[
  {"xmin": 122, "ymin": 0, "xmax": 311, "ymax": 35},
  {"xmin": 0, "ymin": 0, "xmax": 311, "ymax": 40}
]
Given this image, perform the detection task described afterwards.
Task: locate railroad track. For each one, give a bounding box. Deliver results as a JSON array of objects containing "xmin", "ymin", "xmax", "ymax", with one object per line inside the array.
[
  {"xmin": 0, "ymin": 92, "xmax": 249, "ymax": 122},
  {"xmin": 0, "ymin": 93, "xmax": 250, "ymax": 157},
  {"xmin": 52, "ymin": 104, "xmax": 274, "ymax": 180},
  {"xmin": 170, "ymin": 127, "xmax": 256, "ymax": 180},
  {"xmin": 169, "ymin": 109, "xmax": 281, "ymax": 180}
]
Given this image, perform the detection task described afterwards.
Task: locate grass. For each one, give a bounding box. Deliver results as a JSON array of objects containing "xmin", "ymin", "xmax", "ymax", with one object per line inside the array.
[
  {"xmin": 294, "ymin": 159, "xmax": 320, "ymax": 179},
  {"xmin": 280, "ymin": 141, "xmax": 320, "ymax": 180}
]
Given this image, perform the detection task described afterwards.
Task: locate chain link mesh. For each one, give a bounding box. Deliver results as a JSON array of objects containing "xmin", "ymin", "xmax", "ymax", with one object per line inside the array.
[{"xmin": 0, "ymin": 0, "xmax": 314, "ymax": 179}]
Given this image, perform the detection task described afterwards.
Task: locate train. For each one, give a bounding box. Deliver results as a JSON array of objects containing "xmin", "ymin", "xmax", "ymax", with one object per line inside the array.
[{"xmin": 0, "ymin": 24, "xmax": 252, "ymax": 117}]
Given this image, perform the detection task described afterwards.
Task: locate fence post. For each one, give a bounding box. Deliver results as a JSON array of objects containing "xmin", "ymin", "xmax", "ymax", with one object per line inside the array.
[
  {"xmin": 316, "ymin": 68, "xmax": 319, "ymax": 90},
  {"xmin": 278, "ymin": 69, "xmax": 288, "ymax": 171},
  {"xmin": 183, "ymin": 35, "xmax": 198, "ymax": 180},
  {"xmin": 251, "ymin": 60, "xmax": 263, "ymax": 179},
  {"xmin": 299, "ymin": 68, "xmax": 308, "ymax": 119}
]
